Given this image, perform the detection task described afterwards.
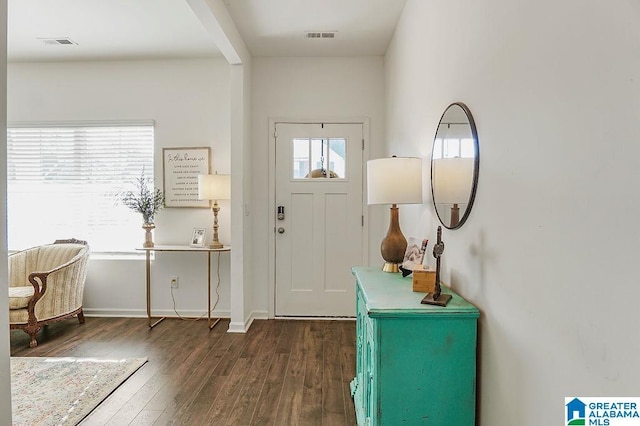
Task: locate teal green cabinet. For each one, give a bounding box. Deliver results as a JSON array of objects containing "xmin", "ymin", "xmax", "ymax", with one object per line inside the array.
[{"xmin": 350, "ymin": 267, "xmax": 479, "ymax": 425}]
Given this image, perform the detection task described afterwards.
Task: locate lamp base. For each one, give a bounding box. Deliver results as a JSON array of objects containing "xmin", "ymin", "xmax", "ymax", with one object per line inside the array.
[
  {"xmin": 382, "ymin": 262, "xmax": 400, "ymax": 273},
  {"xmin": 450, "ymin": 204, "xmax": 460, "ymax": 228},
  {"xmin": 208, "ymin": 241, "xmax": 224, "ymax": 249},
  {"xmin": 421, "ymin": 292, "xmax": 452, "ymax": 307},
  {"xmin": 379, "ymin": 205, "xmax": 406, "ymax": 274}
]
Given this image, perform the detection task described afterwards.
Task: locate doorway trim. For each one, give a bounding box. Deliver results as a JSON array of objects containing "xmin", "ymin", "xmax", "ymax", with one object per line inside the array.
[{"xmin": 267, "ymin": 117, "xmax": 370, "ymax": 318}]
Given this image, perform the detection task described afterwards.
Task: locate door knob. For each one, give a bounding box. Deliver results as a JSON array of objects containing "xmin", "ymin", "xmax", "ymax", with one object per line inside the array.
[{"xmin": 277, "ymin": 227, "xmax": 285, "ymax": 234}]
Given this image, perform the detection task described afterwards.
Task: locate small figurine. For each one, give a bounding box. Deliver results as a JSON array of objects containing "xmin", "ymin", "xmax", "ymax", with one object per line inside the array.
[{"xmin": 421, "ymin": 226, "xmax": 452, "ymax": 306}]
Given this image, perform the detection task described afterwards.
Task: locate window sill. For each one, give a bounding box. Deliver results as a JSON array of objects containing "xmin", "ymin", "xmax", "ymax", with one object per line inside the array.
[
  {"xmin": 89, "ymin": 252, "xmax": 148, "ymax": 261},
  {"xmin": 9, "ymin": 250, "xmax": 152, "ymax": 261}
]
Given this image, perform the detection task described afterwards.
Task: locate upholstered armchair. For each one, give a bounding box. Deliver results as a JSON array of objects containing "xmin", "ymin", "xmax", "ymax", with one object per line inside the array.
[{"xmin": 9, "ymin": 239, "xmax": 90, "ymax": 347}]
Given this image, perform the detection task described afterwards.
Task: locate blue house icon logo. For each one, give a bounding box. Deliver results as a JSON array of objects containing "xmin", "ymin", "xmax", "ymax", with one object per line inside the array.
[{"xmin": 566, "ymin": 398, "xmax": 586, "ymax": 425}]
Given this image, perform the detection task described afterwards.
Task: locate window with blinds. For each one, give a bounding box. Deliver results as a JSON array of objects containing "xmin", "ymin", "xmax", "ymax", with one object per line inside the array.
[{"xmin": 7, "ymin": 122, "xmax": 155, "ymax": 252}]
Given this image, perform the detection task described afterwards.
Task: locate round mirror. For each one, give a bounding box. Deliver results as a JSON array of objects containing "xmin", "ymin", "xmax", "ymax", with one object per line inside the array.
[{"xmin": 431, "ymin": 102, "xmax": 479, "ymax": 229}]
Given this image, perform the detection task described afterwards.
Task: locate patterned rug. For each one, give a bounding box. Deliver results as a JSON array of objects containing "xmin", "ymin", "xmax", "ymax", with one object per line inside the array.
[{"xmin": 11, "ymin": 356, "xmax": 147, "ymax": 426}]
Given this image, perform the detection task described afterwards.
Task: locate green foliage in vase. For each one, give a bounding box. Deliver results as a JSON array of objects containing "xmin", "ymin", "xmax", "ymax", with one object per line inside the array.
[{"xmin": 119, "ymin": 172, "xmax": 165, "ymax": 224}]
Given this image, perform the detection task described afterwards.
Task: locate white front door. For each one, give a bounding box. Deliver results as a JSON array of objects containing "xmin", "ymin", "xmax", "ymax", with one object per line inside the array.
[{"xmin": 275, "ymin": 122, "xmax": 364, "ymax": 317}]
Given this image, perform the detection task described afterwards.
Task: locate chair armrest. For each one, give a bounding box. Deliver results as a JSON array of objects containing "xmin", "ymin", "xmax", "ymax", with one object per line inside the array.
[{"xmin": 26, "ymin": 248, "xmax": 89, "ymax": 294}]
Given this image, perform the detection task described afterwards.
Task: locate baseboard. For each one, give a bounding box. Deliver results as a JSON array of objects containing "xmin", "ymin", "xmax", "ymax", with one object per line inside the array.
[
  {"xmin": 83, "ymin": 308, "xmax": 231, "ymax": 319},
  {"xmin": 252, "ymin": 310, "xmax": 269, "ymax": 320},
  {"xmin": 84, "ymin": 309, "xmax": 274, "ymax": 333},
  {"xmin": 274, "ymin": 316, "xmax": 355, "ymax": 321},
  {"xmin": 227, "ymin": 310, "xmax": 268, "ymax": 333}
]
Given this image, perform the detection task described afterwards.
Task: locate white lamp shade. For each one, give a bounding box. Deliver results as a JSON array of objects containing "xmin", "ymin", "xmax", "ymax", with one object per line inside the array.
[
  {"xmin": 367, "ymin": 157, "xmax": 423, "ymax": 205},
  {"xmin": 432, "ymin": 157, "xmax": 473, "ymax": 204},
  {"xmin": 197, "ymin": 174, "xmax": 231, "ymax": 200}
]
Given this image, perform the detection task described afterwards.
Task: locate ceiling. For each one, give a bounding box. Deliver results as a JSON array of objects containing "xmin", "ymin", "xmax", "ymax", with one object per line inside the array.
[{"xmin": 8, "ymin": 0, "xmax": 407, "ymax": 62}]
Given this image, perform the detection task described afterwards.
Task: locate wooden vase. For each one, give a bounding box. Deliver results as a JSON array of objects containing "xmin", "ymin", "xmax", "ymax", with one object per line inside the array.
[
  {"xmin": 142, "ymin": 223, "xmax": 155, "ymax": 248},
  {"xmin": 380, "ymin": 205, "xmax": 407, "ymax": 272}
]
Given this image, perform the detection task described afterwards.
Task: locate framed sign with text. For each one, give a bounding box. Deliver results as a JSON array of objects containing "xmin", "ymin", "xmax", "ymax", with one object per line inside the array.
[{"xmin": 163, "ymin": 147, "xmax": 211, "ymax": 208}]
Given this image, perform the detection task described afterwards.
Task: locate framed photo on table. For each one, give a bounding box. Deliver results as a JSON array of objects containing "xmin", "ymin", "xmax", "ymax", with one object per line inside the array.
[
  {"xmin": 163, "ymin": 147, "xmax": 211, "ymax": 208},
  {"xmin": 190, "ymin": 228, "xmax": 206, "ymax": 247},
  {"xmin": 402, "ymin": 237, "xmax": 428, "ymax": 271}
]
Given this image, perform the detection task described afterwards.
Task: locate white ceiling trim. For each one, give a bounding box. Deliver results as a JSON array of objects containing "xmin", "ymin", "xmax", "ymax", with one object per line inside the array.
[{"xmin": 186, "ymin": 0, "xmax": 250, "ymax": 65}]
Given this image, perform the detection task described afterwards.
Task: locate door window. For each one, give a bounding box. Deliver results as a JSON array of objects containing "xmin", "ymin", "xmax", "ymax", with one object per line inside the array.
[{"xmin": 292, "ymin": 137, "xmax": 346, "ymax": 179}]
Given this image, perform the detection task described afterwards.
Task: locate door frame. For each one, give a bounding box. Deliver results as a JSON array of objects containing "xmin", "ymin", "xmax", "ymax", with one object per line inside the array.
[{"xmin": 267, "ymin": 117, "xmax": 371, "ymax": 318}]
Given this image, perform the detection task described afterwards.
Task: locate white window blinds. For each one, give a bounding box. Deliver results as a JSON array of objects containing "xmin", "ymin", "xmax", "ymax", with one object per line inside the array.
[{"xmin": 7, "ymin": 122, "xmax": 155, "ymax": 252}]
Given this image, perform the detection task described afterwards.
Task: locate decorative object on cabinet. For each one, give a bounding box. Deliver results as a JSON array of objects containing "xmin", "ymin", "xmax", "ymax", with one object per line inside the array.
[
  {"xmin": 399, "ymin": 237, "xmax": 427, "ymax": 277},
  {"xmin": 190, "ymin": 227, "xmax": 206, "ymax": 247},
  {"xmin": 350, "ymin": 267, "xmax": 479, "ymax": 425},
  {"xmin": 198, "ymin": 173, "xmax": 231, "ymax": 249},
  {"xmin": 367, "ymin": 156, "xmax": 423, "ymax": 273},
  {"xmin": 422, "ymin": 226, "xmax": 452, "ymax": 306},
  {"xmin": 118, "ymin": 171, "xmax": 165, "ymax": 248},
  {"xmin": 163, "ymin": 146, "xmax": 211, "ymax": 208},
  {"xmin": 431, "ymin": 102, "xmax": 479, "ymax": 229},
  {"xmin": 412, "ymin": 265, "xmax": 436, "ymax": 292},
  {"xmin": 142, "ymin": 223, "xmax": 156, "ymax": 248}
]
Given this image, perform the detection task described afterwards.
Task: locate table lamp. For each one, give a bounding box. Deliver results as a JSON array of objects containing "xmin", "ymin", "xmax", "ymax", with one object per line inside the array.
[
  {"xmin": 367, "ymin": 156, "xmax": 423, "ymax": 272},
  {"xmin": 197, "ymin": 173, "xmax": 231, "ymax": 249},
  {"xmin": 432, "ymin": 157, "xmax": 473, "ymax": 228}
]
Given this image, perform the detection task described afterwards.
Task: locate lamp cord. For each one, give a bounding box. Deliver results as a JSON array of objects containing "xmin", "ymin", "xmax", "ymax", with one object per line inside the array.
[{"xmin": 170, "ymin": 251, "xmax": 222, "ymax": 321}]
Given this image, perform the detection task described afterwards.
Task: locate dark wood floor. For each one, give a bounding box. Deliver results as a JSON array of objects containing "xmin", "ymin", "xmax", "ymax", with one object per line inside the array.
[{"xmin": 10, "ymin": 317, "xmax": 357, "ymax": 426}]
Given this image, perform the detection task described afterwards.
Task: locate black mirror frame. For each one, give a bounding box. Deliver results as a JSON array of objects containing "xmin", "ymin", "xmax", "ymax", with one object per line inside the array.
[{"xmin": 430, "ymin": 102, "xmax": 479, "ymax": 230}]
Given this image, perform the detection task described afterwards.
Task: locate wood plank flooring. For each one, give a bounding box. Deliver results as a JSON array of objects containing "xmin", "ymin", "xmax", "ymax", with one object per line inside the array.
[{"xmin": 10, "ymin": 317, "xmax": 357, "ymax": 426}]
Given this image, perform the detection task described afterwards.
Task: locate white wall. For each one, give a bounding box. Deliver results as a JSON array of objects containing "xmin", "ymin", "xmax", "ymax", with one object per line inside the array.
[
  {"xmin": 8, "ymin": 58, "xmax": 234, "ymax": 317},
  {"xmin": 7, "ymin": 55, "xmax": 385, "ymax": 326},
  {"xmin": 250, "ymin": 56, "xmax": 386, "ymax": 315},
  {"xmin": 386, "ymin": 0, "xmax": 640, "ymax": 424}
]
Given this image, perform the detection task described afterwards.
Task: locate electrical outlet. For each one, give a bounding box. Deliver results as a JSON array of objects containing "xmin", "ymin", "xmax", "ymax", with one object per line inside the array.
[{"xmin": 170, "ymin": 276, "xmax": 179, "ymax": 288}]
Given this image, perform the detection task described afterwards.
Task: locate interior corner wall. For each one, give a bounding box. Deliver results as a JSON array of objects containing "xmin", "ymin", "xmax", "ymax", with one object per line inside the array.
[
  {"xmin": 385, "ymin": 1, "xmax": 640, "ymax": 424},
  {"xmin": 250, "ymin": 56, "xmax": 386, "ymax": 315},
  {"xmin": 7, "ymin": 58, "xmax": 234, "ymax": 318},
  {"xmin": 0, "ymin": 0, "xmax": 11, "ymax": 421}
]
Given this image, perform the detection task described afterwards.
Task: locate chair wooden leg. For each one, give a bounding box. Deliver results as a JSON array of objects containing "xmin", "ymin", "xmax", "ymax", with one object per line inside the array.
[
  {"xmin": 24, "ymin": 325, "xmax": 40, "ymax": 348},
  {"xmin": 77, "ymin": 310, "xmax": 85, "ymax": 324}
]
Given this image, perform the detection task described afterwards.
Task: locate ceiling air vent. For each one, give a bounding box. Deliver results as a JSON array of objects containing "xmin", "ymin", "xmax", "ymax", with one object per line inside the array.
[
  {"xmin": 305, "ymin": 31, "xmax": 337, "ymax": 39},
  {"xmin": 38, "ymin": 37, "xmax": 78, "ymax": 46}
]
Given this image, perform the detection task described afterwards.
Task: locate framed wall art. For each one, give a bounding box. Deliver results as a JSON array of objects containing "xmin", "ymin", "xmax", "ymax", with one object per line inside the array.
[{"xmin": 163, "ymin": 147, "xmax": 211, "ymax": 208}]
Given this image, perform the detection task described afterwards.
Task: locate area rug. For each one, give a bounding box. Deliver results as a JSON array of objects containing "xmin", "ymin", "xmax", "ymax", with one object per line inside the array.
[{"xmin": 11, "ymin": 356, "xmax": 147, "ymax": 426}]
